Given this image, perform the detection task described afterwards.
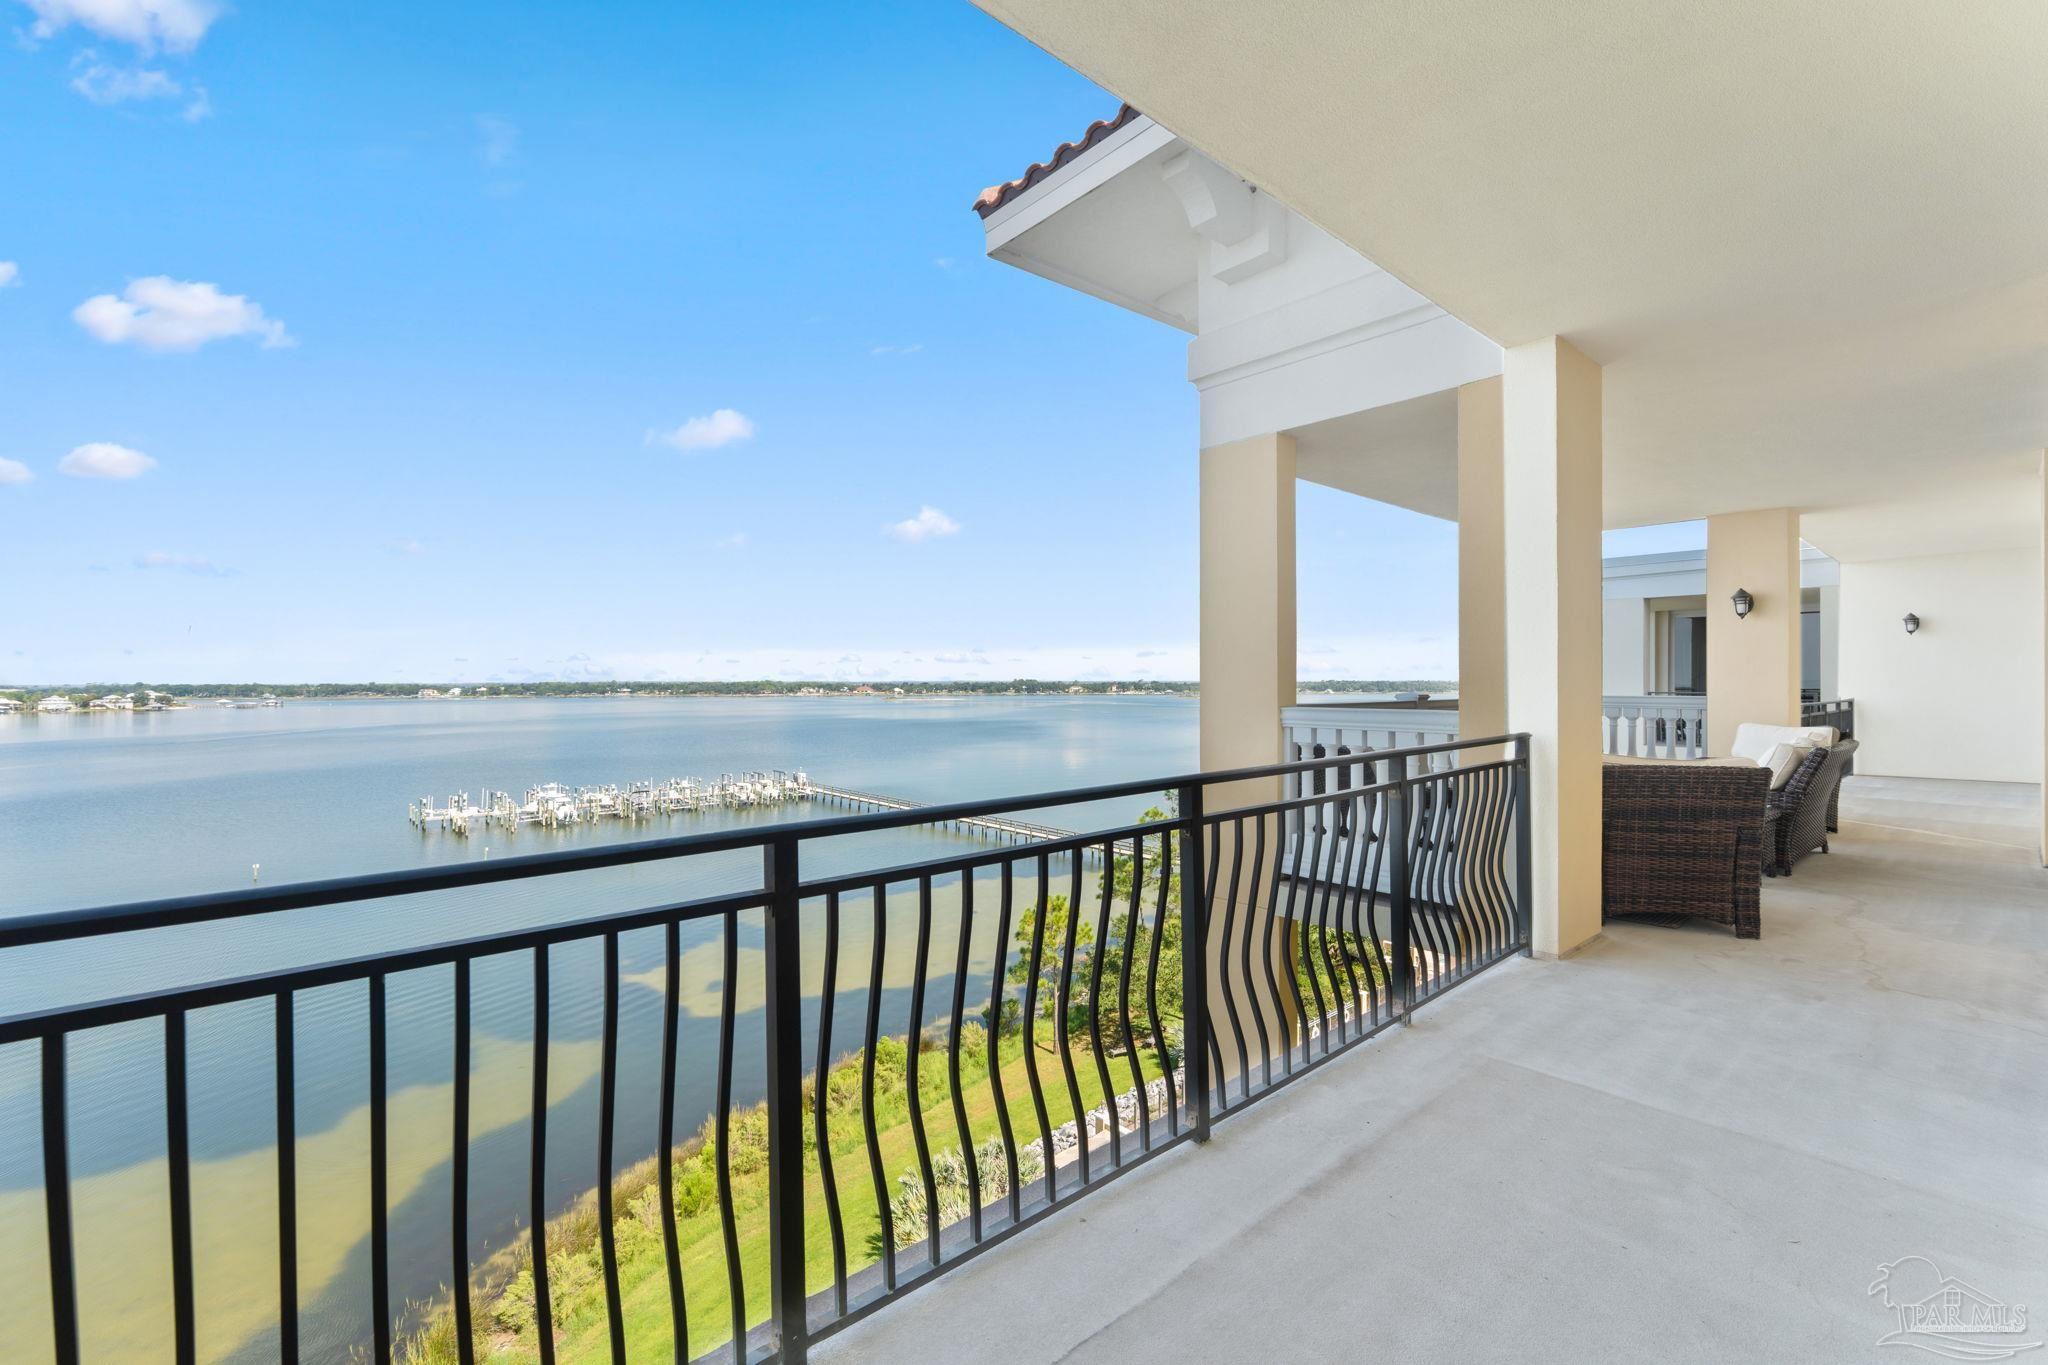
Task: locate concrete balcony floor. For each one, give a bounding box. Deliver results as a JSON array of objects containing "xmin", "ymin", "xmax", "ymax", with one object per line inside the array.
[{"xmin": 817, "ymin": 777, "xmax": 2048, "ymax": 1364}]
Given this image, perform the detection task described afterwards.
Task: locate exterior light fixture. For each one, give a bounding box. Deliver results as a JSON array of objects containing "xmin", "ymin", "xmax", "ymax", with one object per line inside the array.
[
  {"xmin": 1904, "ymin": 612, "xmax": 1920, "ymax": 635},
  {"xmin": 1730, "ymin": 588, "xmax": 1754, "ymax": 620}
]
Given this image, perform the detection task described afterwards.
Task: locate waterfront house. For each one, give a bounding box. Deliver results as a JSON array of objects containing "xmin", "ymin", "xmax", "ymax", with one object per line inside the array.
[
  {"xmin": 0, "ymin": 697, "xmax": 20, "ymax": 713},
  {"xmin": 36, "ymin": 695, "xmax": 73, "ymax": 713}
]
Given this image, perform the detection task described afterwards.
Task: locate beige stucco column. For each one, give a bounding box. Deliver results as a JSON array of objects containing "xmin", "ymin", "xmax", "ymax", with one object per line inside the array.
[
  {"xmin": 1705, "ymin": 508, "xmax": 1802, "ymax": 755},
  {"xmin": 1199, "ymin": 432, "xmax": 1296, "ymax": 794},
  {"xmin": 2040, "ymin": 450, "xmax": 2046, "ymax": 866},
  {"xmin": 1198, "ymin": 433, "xmax": 1298, "ymax": 1081},
  {"xmin": 1502, "ymin": 337, "xmax": 1604, "ymax": 958},
  {"xmin": 1457, "ymin": 377, "xmax": 1506, "ymax": 750}
]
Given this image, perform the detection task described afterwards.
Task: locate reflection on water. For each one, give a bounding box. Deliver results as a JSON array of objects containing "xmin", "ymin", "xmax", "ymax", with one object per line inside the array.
[{"xmin": 0, "ymin": 696, "xmax": 1194, "ymax": 1360}]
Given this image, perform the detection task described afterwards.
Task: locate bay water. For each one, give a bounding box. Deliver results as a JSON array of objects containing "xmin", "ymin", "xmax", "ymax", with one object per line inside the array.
[{"xmin": 0, "ymin": 695, "xmax": 1205, "ymax": 1361}]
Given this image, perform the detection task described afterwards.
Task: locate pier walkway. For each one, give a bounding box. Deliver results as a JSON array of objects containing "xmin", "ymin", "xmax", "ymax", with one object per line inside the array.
[{"xmin": 802, "ymin": 783, "xmax": 1150, "ymax": 864}]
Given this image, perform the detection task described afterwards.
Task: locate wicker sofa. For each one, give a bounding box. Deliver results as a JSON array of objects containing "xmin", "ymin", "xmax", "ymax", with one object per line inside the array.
[
  {"xmin": 1766, "ymin": 737, "xmax": 1859, "ymax": 875},
  {"xmin": 1602, "ymin": 760, "xmax": 1771, "ymax": 938}
]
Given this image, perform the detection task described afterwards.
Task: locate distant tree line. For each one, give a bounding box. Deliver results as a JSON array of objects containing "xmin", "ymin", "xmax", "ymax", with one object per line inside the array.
[{"xmin": 0, "ymin": 678, "xmax": 1454, "ymax": 701}]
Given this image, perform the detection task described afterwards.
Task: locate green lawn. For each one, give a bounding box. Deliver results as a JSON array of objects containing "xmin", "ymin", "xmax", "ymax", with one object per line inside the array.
[{"xmin": 403, "ymin": 1024, "xmax": 1173, "ymax": 1363}]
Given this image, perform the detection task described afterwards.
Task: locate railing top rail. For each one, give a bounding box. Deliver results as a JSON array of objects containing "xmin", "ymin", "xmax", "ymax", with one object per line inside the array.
[{"xmin": 0, "ymin": 731, "xmax": 1529, "ymax": 950}]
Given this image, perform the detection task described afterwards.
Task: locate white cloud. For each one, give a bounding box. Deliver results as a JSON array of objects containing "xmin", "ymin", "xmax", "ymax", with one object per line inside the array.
[
  {"xmin": 474, "ymin": 114, "xmax": 518, "ymax": 167},
  {"xmin": 390, "ymin": 537, "xmax": 427, "ymax": 556},
  {"xmin": 884, "ymin": 505, "xmax": 961, "ymax": 543},
  {"xmin": 932, "ymin": 256, "xmax": 957, "ymax": 271},
  {"xmin": 69, "ymin": 58, "xmax": 178, "ymax": 103},
  {"xmin": 868, "ymin": 342, "xmax": 923, "ymax": 356},
  {"xmin": 0, "ymin": 261, "xmax": 18, "ymax": 288},
  {"xmin": 649, "ymin": 408, "xmax": 755, "ymax": 452},
  {"xmin": 134, "ymin": 550, "xmax": 231, "ymax": 576},
  {"xmin": 73, "ymin": 276, "xmax": 293, "ymax": 351},
  {"xmin": 59, "ymin": 441, "xmax": 155, "ymax": 479},
  {"xmin": 21, "ymin": 0, "xmax": 220, "ymax": 54},
  {"xmin": 0, "ymin": 458, "xmax": 33, "ymax": 485},
  {"xmin": 715, "ymin": 532, "xmax": 748, "ymax": 549}
]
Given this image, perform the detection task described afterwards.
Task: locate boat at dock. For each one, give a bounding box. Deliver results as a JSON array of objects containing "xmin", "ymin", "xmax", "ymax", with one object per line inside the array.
[{"xmin": 409, "ymin": 770, "xmax": 812, "ymax": 834}]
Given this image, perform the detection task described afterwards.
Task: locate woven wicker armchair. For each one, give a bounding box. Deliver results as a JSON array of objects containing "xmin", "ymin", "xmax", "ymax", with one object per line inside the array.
[
  {"xmin": 1603, "ymin": 761, "xmax": 1771, "ymax": 938},
  {"xmin": 1767, "ymin": 738, "xmax": 1859, "ymax": 875}
]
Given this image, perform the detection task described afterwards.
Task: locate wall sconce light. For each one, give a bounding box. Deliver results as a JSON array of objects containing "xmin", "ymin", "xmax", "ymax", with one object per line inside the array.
[
  {"xmin": 1903, "ymin": 612, "xmax": 1921, "ymax": 635},
  {"xmin": 1730, "ymin": 588, "xmax": 1754, "ymax": 620}
]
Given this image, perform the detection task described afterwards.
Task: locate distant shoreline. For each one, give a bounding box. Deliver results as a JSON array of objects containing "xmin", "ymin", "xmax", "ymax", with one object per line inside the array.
[{"xmin": 0, "ymin": 678, "xmax": 1455, "ymax": 705}]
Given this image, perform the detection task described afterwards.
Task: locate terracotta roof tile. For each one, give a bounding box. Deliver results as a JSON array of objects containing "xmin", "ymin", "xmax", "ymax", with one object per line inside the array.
[{"xmin": 972, "ymin": 104, "xmax": 1143, "ymax": 219}]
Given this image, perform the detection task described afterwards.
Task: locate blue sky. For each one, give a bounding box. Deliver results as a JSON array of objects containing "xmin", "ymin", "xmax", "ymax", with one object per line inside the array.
[{"xmin": 0, "ymin": 1, "xmax": 1698, "ymax": 685}]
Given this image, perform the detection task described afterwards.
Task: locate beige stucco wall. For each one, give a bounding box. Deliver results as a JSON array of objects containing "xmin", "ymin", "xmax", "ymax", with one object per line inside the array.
[
  {"xmin": 1705, "ymin": 508, "xmax": 1802, "ymax": 755},
  {"xmin": 1502, "ymin": 337, "xmax": 1603, "ymax": 957},
  {"xmin": 1838, "ymin": 545, "xmax": 2044, "ymax": 784}
]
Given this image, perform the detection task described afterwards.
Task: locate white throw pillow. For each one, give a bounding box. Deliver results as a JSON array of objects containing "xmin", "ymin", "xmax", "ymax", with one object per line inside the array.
[{"xmin": 1758, "ymin": 741, "xmax": 1814, "ymax": 790}]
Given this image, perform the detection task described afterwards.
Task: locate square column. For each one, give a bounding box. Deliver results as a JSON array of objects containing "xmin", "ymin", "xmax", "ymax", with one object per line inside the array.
[
  {"xmin": 1199, "ymin": 433, "xmax": 1296, "ymax": 792},
  {"xmin": 1198, "ymin": 433, "xmax": 1298, "ymax": 1083},
  {"xmin": 1705, "ymin": 508, "xmax": 1802, "ymax": 755},
  {"xmin": 1503, "ymin": 337, "xmax": 1604, "ymax": 958},
  {"xmin": 1457, "ymin": 377, "xmax": 1507, "ymax": 747}
]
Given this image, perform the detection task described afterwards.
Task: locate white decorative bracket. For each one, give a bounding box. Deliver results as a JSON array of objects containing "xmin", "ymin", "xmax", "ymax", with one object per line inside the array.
[{"xmin": 1161, "ymin": 149, "xmax": 1288, "ymax": 283}]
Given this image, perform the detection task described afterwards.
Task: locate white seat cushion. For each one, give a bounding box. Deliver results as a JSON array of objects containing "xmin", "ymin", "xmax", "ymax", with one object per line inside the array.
[{"xmin": 1731, "ymin": 721, "xmax": 1837, "ymax": 762}]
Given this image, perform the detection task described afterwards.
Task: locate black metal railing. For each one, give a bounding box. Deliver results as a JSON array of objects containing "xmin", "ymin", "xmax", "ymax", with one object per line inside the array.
[
  {"xmin": 0, "ymin": 734, "xmax": 1530, "ymax": 1365},
  {"xmin": 1802, "ymin": 697, "xmax": 1854, "ymax": 773}
]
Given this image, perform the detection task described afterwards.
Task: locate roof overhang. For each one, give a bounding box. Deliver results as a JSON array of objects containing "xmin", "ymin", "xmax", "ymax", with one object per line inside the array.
[
  {"xmin": 977, "ymin": 112, "xmax": 1202, "ymax": 331},
  {"xmin": 970, "ymin": 0, "xmax": 2048, "ymax": 561}
]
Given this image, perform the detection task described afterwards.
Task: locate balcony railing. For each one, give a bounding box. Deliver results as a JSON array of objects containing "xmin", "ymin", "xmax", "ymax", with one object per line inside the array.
[
  {"xmin": 1601, "ymin": 694, "xmax": 1708, "ymax": 759},
  {"xmin": 0, "ymin": 735, "xmax": 1529, "ymax": 1365}
]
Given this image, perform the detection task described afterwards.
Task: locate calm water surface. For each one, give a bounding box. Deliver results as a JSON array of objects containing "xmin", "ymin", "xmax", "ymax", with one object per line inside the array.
[{"xmin": 0, "ymin": 696, "xmax": 1202, "ymax": 1361}]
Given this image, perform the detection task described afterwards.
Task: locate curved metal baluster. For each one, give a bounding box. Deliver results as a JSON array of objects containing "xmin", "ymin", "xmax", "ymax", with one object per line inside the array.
[
  {"xmin": 1056, "ymin": 856, "xmax": 1090, "ymax": 1185},
  {"xmin": 1271, "ymin": 806, "xmax": 1313, "ymax": 1071},
  {"xmin": 1021, "ymin": 857, "xmax": 1056, "ymax": 1204},
  {"xmin": 1086, "ymin": 842, "xmax": 1120, "ymax": 1169},
  {"xmin": 713, "ymin": 914, "xmax": 745, "ymax": 1357},
  {"xmin": 945, "ymin": 873, "xmax": 982, "ymax": 1240},
  {"xmin": 815, "ymin": 892, "xmax": 848, "ymax": 1312},
  {"xmin": 904, "ymin": 877, "xmax": 941, "ymax": 1264},
  {"xmin": 1117, "ymin": 833, "xmax": 1150, "ymax": 1150},
  {"xmin": 1202, "ymin": 821, "xmax": 1228, "ymax": 1116},
  {"xmin": 1311, "ymin": 791, "xmax": 1348, "ymax": 1044},
  {"xmin": 1252, "ymin": 810, "xmax": 1287, "ymax": 1082},
  {"xmin": 1213, "ymin": 815, "xmax": 1252, "ymax": 1104},
  {"xmin": 988, "ymin": 862, "xmax": 1021, "ymax": 1223},
  {"xmin": 1144, "ymin": 829, "xmax": 1178, "ymax": 1136},
  {"xmin": 860, "ymin": 885, "xmax": 895, "ymax": 1290},
  {"xmin": 658, "ymin": 920, "xmax": 689, "ymax": 1359},
  {"xmin": 1288, "ymin": 806, "xmax": 1329, "ymax": 1058}
]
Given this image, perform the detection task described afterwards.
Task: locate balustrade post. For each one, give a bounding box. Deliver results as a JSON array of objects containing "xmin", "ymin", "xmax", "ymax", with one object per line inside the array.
[
  {"xmin": 1512, "ymin": 735, "xmax": 1534, "ymax": 954},
  {"xmin": 1176, "ymin": 781, "xmax": 1211, "ymax": 1143},
  {"xmin": 761, "ymin": 834, "xmax": 808, "ymax": 1361}
]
